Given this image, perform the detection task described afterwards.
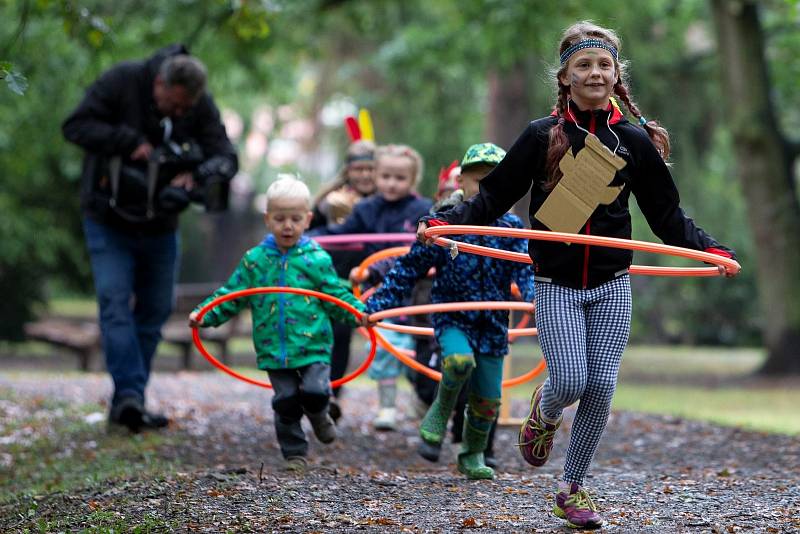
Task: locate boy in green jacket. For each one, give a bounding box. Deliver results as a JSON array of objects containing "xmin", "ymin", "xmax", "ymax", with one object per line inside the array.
[{"xmin": 191, "ymin": 175, "xmax": 366, "ymax": 471}]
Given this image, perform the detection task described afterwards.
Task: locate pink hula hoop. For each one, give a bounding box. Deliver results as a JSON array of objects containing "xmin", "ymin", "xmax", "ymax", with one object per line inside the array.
[
  {"xmin": 311, "ymin": 233, "xmax": 417, "ymax": 249},
  {"xmin": 425, "ymin": 225, "xmax": 741, "ymax": 276}
]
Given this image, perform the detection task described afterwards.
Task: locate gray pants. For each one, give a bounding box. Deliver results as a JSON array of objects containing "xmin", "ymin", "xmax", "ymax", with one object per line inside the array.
[
  {"xmin": 535, "ymin": 275, "xmax": 632, "ymax": 485},
  {"xmin": 267, "ymin": 362, "xmax": 332, "ymax": 459}
]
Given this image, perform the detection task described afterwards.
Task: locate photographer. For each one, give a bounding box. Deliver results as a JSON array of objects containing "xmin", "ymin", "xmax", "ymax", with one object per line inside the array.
[{"xmin": 63, "ymin": 44, "xmax": 238, "ymax": 433}]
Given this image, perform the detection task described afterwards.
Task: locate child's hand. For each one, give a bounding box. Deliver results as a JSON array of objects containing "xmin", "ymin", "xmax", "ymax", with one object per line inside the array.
[
  {"xmin": 416, "ymin": 222, "xmax": 435, "ymax": 246},
  {"xmin": 188, "ymin": 311, "xmax": 202, "ymax": 328},
  {"xmin": 359, "ymin": 313, "xmax": 377, "ymax": 328},
  {"xmin": 349, "ymin": 267, "xmax": 367, "ymax": 284}
]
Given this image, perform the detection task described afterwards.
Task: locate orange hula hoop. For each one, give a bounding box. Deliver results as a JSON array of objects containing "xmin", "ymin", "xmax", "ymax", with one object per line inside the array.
[
  {"xmin": 424, "ymin": 225, "xmax": 741, "ymax": 276},
  {"xmin": 353, "ymin": 247, "xmax": 533, "ymax": 337},
  {"xmin": 357, "ymin": 301, "xmax": 546, "ymax": 388},
  {"xmin": 192, "ymin": 287, "xmax": 377, "ymax": 389},
  {"xmin": 352, "ymin": 246, "xmax": 411, "ymax": 299}
]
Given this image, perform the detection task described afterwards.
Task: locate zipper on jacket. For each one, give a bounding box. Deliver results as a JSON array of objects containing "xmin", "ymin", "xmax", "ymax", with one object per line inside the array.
[
  {"xmin": 581, "ymin": 113, "xmax": 598, "ymax": 289},
  {"xmin": 279, "ymin": 253, "xmax": 288, "ymax": 367}
]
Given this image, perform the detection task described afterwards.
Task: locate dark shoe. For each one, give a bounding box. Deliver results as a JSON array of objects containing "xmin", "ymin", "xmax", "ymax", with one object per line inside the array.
[
  {"xmin": 306, "ymin": 409, "xmax": 337, "ymax": 444},
  {"xmin": 141, "ymin": 410, "xmax": 169, "ymax": 429},
  {"xmin": 328, "ymin": 399, "xmax": 342, "ymax": 423},
  {"xmin": 109, "ymin": 398, "xmax": 169, "ymax": 433},
  {"xmin": 417, "ymin": 439, "xmax": 442, "ymax": 462},
  {"xmin": 108, "ymin": 396, "xmax": 145, "ymax": 433},
  {"xmin": 284, "ymin": 456, "xmax": 308, "ymax": 472}
]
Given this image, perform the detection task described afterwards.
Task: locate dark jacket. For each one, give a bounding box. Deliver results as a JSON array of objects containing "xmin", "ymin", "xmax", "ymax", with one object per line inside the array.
[
  {"xmin": 309, "ymin": 193, "xmax": 432, "ymax": 256},
  {"xmin": 424, "ymin": 102, "xmax": 734, "ymax": 289},
  {"xmin": 63, "ymin": 44, "xmax": 238, "ymax": 235},
  {"xmin": 365, "ymin": 212, "xmax": 535, "ymax": 356},
  {"xmin": 308, "ymin": 190, "xmax": 371, "ymax": 279}
]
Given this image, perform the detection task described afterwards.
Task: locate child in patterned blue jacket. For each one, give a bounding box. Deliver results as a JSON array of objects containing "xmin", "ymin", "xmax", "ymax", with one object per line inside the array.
[{"xmin": 364, "ymin": 143, "xmax": 536, "ymax": 480}]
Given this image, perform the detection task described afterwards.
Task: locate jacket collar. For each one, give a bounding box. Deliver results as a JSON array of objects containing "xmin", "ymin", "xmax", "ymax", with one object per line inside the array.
[
  {"xmin": 550, "ymin": 99, "xmax": 624, "ymax": 126},
  {"xmin": 260, "ymin": 234, "xmax": 311, "ymax": 254}
]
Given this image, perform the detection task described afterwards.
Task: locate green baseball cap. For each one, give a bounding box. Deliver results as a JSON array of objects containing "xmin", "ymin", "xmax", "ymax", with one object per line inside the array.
[{"xmin": 460, "ymin": 143, "xmax": 506, "ymax": 170}]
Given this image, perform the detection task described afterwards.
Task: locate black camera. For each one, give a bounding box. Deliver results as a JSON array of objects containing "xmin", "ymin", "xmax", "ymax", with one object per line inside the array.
[{"xmin": 105, "ymin": 122, "xmax": 230, "ymax": 221}]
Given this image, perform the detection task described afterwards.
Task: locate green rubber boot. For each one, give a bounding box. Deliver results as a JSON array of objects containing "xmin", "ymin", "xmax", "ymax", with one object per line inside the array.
[
  {"xmin": 457, "ymin": 421, "xmax": 494, "ymax": 480},
  {"xmin": 457, "ymin": 393, "xmax": 501, "ymax": 480},
  {"xmin": 418, "ymin": 354, "xmax": 475, "ymax": 461}
]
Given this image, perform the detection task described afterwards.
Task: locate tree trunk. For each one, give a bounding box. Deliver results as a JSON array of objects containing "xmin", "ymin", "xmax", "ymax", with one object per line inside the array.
[
  {"xmin": 484, "ymin": 62, "xmax": 532, "ymax": 224},
  {"xmin": 710, "ymin": 0, "xmax": 800, "ymax": 374}
]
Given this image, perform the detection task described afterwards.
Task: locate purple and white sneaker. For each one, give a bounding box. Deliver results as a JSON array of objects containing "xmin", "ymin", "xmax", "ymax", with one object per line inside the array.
[
  {"xmin": 553, "ymin": 482, "xmax": 603, "ymax": 530},
  {"xmin": 518, "ymin": 383, "xmax": 561, "ymax": 467}
]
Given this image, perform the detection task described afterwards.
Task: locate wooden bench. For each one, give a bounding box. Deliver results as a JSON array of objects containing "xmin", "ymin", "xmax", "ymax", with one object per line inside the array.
[
  {"xmin": 23, "ymin": 283, "xmax": 250, "ymax": 371},
  {"xmin": 161, "ymin": 282, "xmax": 250, "ymax": 369},
  {"xmin": 23, "ymin": 317, "xmax": 101, "ymax": 371}
]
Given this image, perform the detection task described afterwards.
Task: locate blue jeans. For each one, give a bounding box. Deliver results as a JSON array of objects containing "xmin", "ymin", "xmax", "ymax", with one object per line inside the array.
[{"xmin": 83, "ymin": 217, "xmax": 179, "ymax": 405}]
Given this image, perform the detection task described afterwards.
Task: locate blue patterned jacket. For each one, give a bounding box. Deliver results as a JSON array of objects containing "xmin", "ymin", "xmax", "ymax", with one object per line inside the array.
[{"xmin": 365, "ymin": 212, "xmax": 535, "ymax": 356}]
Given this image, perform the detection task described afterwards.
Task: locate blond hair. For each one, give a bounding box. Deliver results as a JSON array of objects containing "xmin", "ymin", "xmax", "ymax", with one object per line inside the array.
[
  {"xmin": 266, "ymin": 174, "xmax": 311, "ymax": 211},
  {"xmin": 375, "ymin": 144, "xmax": 424, "ymax": 186}
]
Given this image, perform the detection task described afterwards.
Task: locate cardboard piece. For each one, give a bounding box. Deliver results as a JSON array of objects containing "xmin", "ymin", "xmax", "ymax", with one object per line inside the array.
[{"xmin": 534, "ymin": 133, "xmax": 627, "ymax": 234}]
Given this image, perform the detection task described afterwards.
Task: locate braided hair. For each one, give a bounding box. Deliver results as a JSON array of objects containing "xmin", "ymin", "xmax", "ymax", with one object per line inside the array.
[{"xmin": 544, "ymin": 21, "xmax": 670, "ymax": 191}]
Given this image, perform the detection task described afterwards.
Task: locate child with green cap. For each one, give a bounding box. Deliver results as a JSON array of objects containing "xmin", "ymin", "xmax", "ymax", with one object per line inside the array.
[{"xmin": 364, "ymin": 143, "xmax": 535, "ymax": 479}]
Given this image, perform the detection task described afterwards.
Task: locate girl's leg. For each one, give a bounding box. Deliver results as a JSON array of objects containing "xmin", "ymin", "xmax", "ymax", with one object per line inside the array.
[
  {"xmin": 458, "ymin": 355, "xmax": 503, "ymax": 479},
  {"xmin": 418, "ymin": 327, "xmax": 474, "ymax": 461},
  {"xmin": 562, "ymin": 275, "xmax": 631, "ymax": 485},
  {"xmin": 536, "ymin": 282, "xmax": 589, "ymax": 419},
  {"xmin": 519, "ymin": 282, "xmax": 587, "ymax": 467},
  {"xmin": 553, "ymin": 276, "xmax": 631, "ymax": 530}
]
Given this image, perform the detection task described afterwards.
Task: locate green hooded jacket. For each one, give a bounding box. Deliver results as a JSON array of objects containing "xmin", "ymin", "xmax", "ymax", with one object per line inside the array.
[{"xmin": 194, "ymin": 235, "xmax": 365, "ymax": 370}]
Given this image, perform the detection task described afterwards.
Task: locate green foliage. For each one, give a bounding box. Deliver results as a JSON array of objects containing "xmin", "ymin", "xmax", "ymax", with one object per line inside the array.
[{"xmin": 1, "ymin": 61, "xmax": 28, "ymax": 94}]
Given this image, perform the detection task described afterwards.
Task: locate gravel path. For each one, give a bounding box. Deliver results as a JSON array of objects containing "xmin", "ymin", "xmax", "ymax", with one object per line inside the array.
[{"xmin": 2, "ymin": 371, "xmax": 798, "ymax": 532}]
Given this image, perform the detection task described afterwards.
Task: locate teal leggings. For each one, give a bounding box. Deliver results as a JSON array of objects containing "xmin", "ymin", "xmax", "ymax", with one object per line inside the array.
[{"xmin": 438, "ymin": 327, "xmax": 504, "ymax": 399}]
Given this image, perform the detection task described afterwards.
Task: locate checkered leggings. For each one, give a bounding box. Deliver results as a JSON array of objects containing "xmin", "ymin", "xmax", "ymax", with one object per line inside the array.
[{"xmin": 535, "ymin": 275, "xmax": 632, "ymax": 485}]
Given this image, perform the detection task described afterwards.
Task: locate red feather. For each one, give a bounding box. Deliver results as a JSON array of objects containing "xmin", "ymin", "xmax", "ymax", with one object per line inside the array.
[
  {"xmin": 344, "ymin": 116, "xmax": 361, "ymax": 141},
  {"xmin": 438, "ymin": 160, "xmax": 459, "ymax": 184}
]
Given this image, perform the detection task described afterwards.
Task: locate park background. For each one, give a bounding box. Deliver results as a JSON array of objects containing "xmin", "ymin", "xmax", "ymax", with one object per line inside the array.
[{"xmin": 1, "ymin": 1, "xmax": 800, "ymax": 530}]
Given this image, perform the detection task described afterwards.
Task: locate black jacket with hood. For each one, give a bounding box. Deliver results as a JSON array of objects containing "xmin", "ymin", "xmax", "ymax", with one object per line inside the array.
[
  {"xmin": 63, "ymin": 44, "xmax": 238, "ymax": 235},
  {"xmin": 423, "ymin": 101, "xmax": 735, "ymax": 289}
]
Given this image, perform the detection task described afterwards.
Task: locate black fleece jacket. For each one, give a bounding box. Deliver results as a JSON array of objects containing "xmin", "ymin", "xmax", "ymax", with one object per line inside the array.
[
  {"xmin": 424, "ymin": 102, "xmax": 734, "ymax": 289},
  {"xmin": 63, "ymin": 44, "xmax": 238, "ymax": 235}
]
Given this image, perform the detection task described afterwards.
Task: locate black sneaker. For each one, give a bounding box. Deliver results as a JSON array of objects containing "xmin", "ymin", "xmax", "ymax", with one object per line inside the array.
[
  {"xmin": 109, "ymin": 396, "xmax": 145, "ymax": 433},
  {"xmin": 109, "ymin": 398, "xmax": 169, "ymax": 433},
  {"xmin": 417, "ymin": 439, "xmax": 442, "ymax": 462},
  {"xmin": 141, "ymin": 410, "xmax": 169, "ymax": 429}
]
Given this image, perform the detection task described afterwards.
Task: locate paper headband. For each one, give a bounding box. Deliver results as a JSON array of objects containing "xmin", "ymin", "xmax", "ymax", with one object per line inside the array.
[{"xmin": 560, "ymin": 39, "xmax": 618, "ymax": 64}]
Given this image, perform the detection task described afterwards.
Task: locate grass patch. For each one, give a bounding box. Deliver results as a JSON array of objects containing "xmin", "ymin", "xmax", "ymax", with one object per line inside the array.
[
  {"xmin": 40, "ymin": 297, "xmax": 97, "ymax": 318},
  {"xmin": 611, "ymin": 384, "xmax": 800, "ymax": 435},
  {"xmin": 0, "ymin": 393, "xmax": 180, "ymax": 507},
  {"xmin": 498, "ymin": 345, "xmax": 799, "ymax": 435}
]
